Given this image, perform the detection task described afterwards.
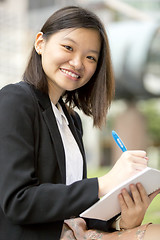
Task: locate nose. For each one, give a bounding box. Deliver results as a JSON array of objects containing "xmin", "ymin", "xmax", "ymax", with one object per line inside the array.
[{"xmin": 69, "ymin": 55, "xmax": 84, "ymax": 70}]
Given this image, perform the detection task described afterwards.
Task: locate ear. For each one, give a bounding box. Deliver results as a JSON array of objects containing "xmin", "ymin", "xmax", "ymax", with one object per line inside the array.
[{"xmin": 34, "ymin": 32, "xmax": 44, "ymax": 55}]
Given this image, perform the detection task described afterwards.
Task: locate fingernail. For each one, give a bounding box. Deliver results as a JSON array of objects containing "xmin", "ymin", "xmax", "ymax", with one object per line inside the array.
[{"xmin": 137, "ymin": 182, "xmax": 141, "ymax": 187}]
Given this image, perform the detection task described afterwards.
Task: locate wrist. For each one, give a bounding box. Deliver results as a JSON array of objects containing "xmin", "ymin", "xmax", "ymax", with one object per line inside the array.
[
  {"xmin": 115, "ymin": 215, "xmax": 121, "ymax": 231},
  {"xmin": 98, "ymin": 171, "xmax": 116, "ymax": 198},
  {"xmin": 98, "ymin": 176, "xmax": 105, "ymax": 198},
  {"xmin": 112, "ymin": 216, "xmax": 124, "ymax": 231}
]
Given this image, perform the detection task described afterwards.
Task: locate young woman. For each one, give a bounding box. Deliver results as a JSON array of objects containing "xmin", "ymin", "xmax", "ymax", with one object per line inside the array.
[{"xmin": 0, "ymin": 6, "xmax": 159, "ymax": 240}]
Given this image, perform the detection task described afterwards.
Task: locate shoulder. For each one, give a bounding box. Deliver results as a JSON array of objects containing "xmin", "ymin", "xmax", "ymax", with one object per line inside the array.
[
  {"xmin": 0, "ymin": 81, "xmax": 36, "ymax": 104},
  {"xmin": 0, "ymin": 81, "xmax": 33, "ymax": 98},
  {"xmin": 1, "ymin": 81, "xmax": 28, "ymax": 96},
  {"xmin": 0, "ymin": 82, "xmax": 36, "ymax": 117}
]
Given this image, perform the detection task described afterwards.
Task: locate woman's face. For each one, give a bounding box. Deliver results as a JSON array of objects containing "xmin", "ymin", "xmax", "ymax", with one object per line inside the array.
[{"xmin": 35, "ymin": 28, "xmax": 101, "ymax": 104}]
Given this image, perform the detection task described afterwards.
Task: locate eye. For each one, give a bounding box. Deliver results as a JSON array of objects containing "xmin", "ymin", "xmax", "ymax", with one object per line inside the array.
[
  {"xmin": 63, "ymin": 45, "xmax": 73, "ymax": 51},
  {"xmin": 87, "ymin": 56, "xmax": 97, "ymax": 62}
]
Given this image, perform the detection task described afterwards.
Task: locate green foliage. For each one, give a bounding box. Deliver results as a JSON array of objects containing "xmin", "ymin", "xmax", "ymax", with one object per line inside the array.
[
  {"xmin": 87, "ymin": 167, "xmax": 110, "ymax": 178},
  {"xmin": 138, "ymin": 99, "xmax": 160, "ymax": 145},
  {"xmin": 143, "ymin": 194, "xmax": 160, "ymax": 224}
]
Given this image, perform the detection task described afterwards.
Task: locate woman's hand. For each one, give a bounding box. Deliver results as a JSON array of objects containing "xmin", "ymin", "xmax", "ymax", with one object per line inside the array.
[
  {"xmin": 119, "ymin": 183, "xmax": 159, "ymax": 230},
  {"xmin": 98, "ymin": 151, "xmax": 148, "ymax": 197}
]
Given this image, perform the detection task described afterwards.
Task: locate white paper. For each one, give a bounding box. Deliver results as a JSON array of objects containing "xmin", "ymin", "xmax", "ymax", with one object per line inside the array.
[{"xmin": 80, "ymin": 167, "xmax": 160, "ymax": 221}]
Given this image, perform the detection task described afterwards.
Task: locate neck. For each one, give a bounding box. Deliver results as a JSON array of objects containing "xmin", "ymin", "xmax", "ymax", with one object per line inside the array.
[
  {"xmin": 47, "ymin": 81, "xmax": 64, "ymax": 105},
  {"xmin": 49, "ymin": 94, "xmax": 59, "ymax": 105}
]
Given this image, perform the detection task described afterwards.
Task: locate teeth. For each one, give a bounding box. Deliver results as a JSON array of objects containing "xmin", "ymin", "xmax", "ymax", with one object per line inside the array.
[{"xmin": 61, "ymin": 69, "xmax": 79, "ymax": 78}]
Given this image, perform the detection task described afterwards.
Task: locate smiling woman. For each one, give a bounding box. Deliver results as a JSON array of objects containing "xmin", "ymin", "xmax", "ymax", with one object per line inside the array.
[
  {"xmin": 34, "ymin": 28, "xmax": 101, "ymax": 104},
  {"xmin": 0, "ymin": 5, "xmax": 160, "ymax": 240},
  {"xmin": 24, "ymin": 6, "xmax": 114, "ymax": 127}
]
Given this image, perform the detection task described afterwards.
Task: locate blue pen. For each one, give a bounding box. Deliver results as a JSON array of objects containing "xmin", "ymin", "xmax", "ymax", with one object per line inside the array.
[{"xmin": 112, "ymin": 130, "xmax": 127, "ymax": 152}]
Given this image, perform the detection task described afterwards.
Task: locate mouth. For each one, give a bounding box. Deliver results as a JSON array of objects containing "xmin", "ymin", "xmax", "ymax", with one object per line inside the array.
[{"xmin": 60, "ymin": 68, "xmax": 81, "ymax": 79}]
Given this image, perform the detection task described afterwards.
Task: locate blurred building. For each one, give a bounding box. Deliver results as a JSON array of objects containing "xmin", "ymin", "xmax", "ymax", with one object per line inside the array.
[
  {"xmin": 0, "ymin": 0, "xmax": 28, "ymax": 88},
  {"xmin": 0, "ymin": 0, "xmax": 75, "ymax": 88}
]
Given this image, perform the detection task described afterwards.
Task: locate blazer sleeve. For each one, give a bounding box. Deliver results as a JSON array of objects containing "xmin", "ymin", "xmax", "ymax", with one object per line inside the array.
[{"xmin": 0, "ymin": 84, "xmax": 99, "ymax": 225}]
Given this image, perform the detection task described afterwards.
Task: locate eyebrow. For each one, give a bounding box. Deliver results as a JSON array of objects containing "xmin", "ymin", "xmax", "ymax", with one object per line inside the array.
[{"xmin": 63, "ymin": 37, "xmax": 100, "ymax": 55}]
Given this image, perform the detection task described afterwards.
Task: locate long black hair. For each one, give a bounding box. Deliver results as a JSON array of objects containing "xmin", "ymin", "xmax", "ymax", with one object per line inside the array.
[{"xmin": 23, "ymin": 6, "xmax": 114, "ymax": 127}]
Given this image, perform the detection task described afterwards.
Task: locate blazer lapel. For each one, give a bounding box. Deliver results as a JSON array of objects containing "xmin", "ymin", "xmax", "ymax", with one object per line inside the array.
[
  {"xmin": 60, "ymin": 99, "xmax": 87, "ymax": 178},
  {"xmin": 32, "ymin": 87, "xmax": 66, "ymax": 183},
  {"xmin": 31, "ymin": 85, "xmax": 86, "ymax": 181}
]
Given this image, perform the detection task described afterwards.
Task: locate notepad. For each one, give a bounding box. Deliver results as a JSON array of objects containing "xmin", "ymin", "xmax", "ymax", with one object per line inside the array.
[{"xmin": 80, "ymin": 167, "xmax": 160, "ymax": 221}]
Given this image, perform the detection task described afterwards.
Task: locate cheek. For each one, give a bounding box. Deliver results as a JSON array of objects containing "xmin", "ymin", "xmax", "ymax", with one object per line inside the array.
[
  {"xmin": 41, "ymin": 45, "xmax": 67, "ymax": 68},
  {"xmin": 52, "ymin": 46, "xmax": 70, "ymax": 65},
  {"xmin": 87, "ymin": 64, "xmax": 97, "ymax": 79},
  {"xmin": 83, "ymin": 66, "xmax": 97, "ymax": 86}
]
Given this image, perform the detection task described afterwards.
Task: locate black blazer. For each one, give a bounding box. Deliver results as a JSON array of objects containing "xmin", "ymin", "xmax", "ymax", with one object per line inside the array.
[{"xmin": 0, "ymin": 82, "xmax": 114, "ymax": 240}]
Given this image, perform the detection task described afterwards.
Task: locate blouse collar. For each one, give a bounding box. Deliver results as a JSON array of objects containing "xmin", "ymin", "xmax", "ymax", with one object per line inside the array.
[{"xmin": 51, "ymin": 102, "xmax": 69, "ymax": 126}]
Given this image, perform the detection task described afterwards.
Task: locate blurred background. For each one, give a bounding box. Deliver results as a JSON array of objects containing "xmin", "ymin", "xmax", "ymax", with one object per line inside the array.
[{"xmin": 0, "ymin": 0, "xmax": 160, "ymax": 223}]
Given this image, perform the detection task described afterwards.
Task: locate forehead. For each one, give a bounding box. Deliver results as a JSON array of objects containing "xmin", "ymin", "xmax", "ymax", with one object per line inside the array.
[{"xmin": 47, "ymin": 28, "xmax": 101, "ymax": 51}]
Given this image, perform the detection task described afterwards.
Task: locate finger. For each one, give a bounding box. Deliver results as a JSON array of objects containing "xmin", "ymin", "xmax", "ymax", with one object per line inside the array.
[
  {"xmin": 133, "ymin": 156, "xmax": 148, "ymax": 165},
  {"xmin": 128, "ymin": 162, "xmax": 148, "ymax": 173},
  {"xmin": 121, "ymin": 188, "xmax": 135, "ymax": 208},
  {"xmin": 127, "ymin": 150, "xmax": 147, "ymax": 158},
  {"xmin": 136, "ymin": 183, "xmax": 150, "ymax": 205},
  {"xmin": 130, "ymin": 184, "xmax": 145, "ymax": 205},
  {"xmin": 118, "ymin": 193, "xmax": 128, "ymax": 211},
  {"xmin": 133, "ymin": 163, "xmax": 148, "ymax": 171},
  {"xmin": 125, "ymin": 155, "xmax": 148, "ymax": 170}
]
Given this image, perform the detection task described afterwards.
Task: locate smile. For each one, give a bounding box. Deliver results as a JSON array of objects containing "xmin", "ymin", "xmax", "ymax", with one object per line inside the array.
[{"xmin": 60, "ymin": 68, "xmax": 80, "ymax": 79}]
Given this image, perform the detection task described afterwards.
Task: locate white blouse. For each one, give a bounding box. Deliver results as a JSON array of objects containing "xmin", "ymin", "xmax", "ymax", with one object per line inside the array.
[{"xmin": 51, "ymin": 102, "xmax": 83, "ymax": 185}]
